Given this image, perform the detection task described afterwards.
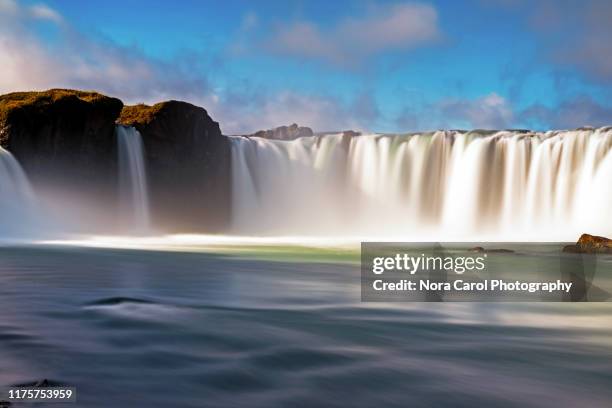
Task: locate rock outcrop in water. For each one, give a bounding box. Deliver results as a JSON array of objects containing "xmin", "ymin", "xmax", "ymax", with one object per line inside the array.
[
  {"xmin": 246, "ymin": 123, "xmax": 313, "ymax": 140},
  {"xmin": 468, "ymin": 247, "xmax": 515, "ymax": 253},
  {"xmin": 118, "ymin": 101, "xmax": 230, "ymax": 231},
  {"xmin": 0, "ymin": 89, "xmax": 122, "ymax": 199},
  {"xmin": 563, "ymin": 234, "xmax": 612, "ymax": 254}
]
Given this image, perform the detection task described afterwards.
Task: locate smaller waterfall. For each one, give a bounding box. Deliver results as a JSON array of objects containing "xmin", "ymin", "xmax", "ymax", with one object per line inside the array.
[
  {"xmin": 0, "ymin": 147, "xmax": 37, "ymax": 238},
  {"xmin": 116, "ymin": 126, "xmax": 150, "ymax": 231}
]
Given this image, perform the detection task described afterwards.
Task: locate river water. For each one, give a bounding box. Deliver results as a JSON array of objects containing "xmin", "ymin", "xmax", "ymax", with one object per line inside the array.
[{"xmin": 0, "ymin": 245, "xmax": 611, "ymax": 407}]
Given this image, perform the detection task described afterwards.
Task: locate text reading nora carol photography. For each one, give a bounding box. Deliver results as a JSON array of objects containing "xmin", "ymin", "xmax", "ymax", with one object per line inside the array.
[{"xmin": 361, "ymin": 243, "xmax": 612, "ymax": 302}]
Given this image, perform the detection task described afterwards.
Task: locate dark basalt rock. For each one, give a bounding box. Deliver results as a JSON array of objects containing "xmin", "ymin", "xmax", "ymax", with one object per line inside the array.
[
  {"xmin": 246, "ymin": 123, "xmax": 313, "ymax": 140},
  {"xmin": 341, "ymin": 130, "xmax": 361, "ymax": 137},
  {"xmin": 118, "ymin": 101, "xmax": 231, "ymax": 232},
  {"xmin": 339, "ymin": 130, "xmax": 360, "ymax": 149},
  {"xmin": 0, "ymin": 89, "xmax": 122, "ymax": 200},
  {"xmin": 563, "ymin": 234, "xmax": 612, "ymax": 254},
  {"xmin": 468, "ymin": 247, "xmax": 515, "ymax": 253},
  {"xmin": 13, "ymin": 378, "xmax": 66, "ymax": 387},
  {"xmin": 0, "ymin": 89, "xmax": 231, "ymax": 233}
]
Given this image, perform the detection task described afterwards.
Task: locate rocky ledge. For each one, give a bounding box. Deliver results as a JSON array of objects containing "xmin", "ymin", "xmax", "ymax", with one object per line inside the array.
[
  {"xmin": 118, "ymin": 101, "xmax": 230, "ymax": 231},
  {"xmin": 0, "ymin": 89, "xmax": 230, "ymax": 232},
  {"xmin": 563, "ymin": 234, "xmax": 612, "ymax": 254},
  {"xmin": 0, "ymin": 89, "xmax": 123, "ymax": 201},
  {"xmin": 245, "ymin": 123, "xmax": 313, "ymax": 140}
]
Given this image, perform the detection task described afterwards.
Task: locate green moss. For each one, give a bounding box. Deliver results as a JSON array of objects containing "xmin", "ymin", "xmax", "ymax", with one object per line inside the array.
[
  {"xmin": 118, "ymin": 103, "xmax": 168, "ymax": 126},
  {"xmin": 0, "ymin": 88, "xmax": 116, "ymax": 128}
]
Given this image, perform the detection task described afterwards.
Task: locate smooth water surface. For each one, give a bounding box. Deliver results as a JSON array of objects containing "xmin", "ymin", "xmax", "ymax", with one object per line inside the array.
[{"xmin": 1, "ymin": 246, "xmax": 611, "ymax": 407}]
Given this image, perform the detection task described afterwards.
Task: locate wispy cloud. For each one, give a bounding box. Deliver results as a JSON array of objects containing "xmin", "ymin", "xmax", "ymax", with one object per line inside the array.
[
  {"xmin": 520, "ymin": 95, "xmax": 612, "ymax": 129},
  {"xmin": 0, "ymin": 1, "xmax": 381, "ymax": 134},
  {"xmin": 2, "ymin": 0, "xmax": 609, "ymax": 134},
  {"xmin": 531, "ymin": 1, "xmax": 612, "ymax": 83},
  {"xmin": 396, "ymin": 91, "xmax": 612, "ymax": 131},
  {"xmin": 0, "ymin": 0, "xmax": 209, "ymax": 103},
  {"xmin": 28, "ymin": 3, "xmax": 63, "ymax": 23},
  {"xmin": 396, "ymin": 93, "xmax": 515, "ymax": 131},
  {"xmin": 491, "ymin": 0, "xmax": 612, "ymax": 83},
  {"xmin": 250, "ymin": 3, "xmax": 442, "ymax": 66},
  {"xmin": 439, "ymin": 93, "xmax": 514, "ymax": 129},
  {"xmin": 211, "ymin": 88, "xmax": 377, "ymax": 134}
]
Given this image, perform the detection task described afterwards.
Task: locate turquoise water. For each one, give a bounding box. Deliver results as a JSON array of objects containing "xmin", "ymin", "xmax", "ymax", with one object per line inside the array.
[{"xmin": 0, "ymin": 246, "xmax": 611, "ymax": 407}]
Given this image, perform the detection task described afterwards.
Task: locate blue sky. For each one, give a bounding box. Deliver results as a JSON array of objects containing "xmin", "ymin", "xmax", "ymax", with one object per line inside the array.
[{"xmin": 1, "ymin": 0, "xmax": 611, "ymax": 133}]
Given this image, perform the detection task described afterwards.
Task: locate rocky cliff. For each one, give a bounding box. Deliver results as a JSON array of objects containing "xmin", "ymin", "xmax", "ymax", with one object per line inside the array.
[
  {"xmin": 119, "ymin": 101, "xmax": 230, "ymax": 231},
  {"xmin": 0, "ymin": 89, "xmax": 231, "ymax": 233},
  {"xmin": 245, "ymin": 123, "xmax": 313, "ymax": 140},
  {"xmin": 563, "ymin": 234, "xmax": 612, "ymax": 254},
  {"xmin": 0, "ymin": 90, "xmax": 122, "ymax": 217}
]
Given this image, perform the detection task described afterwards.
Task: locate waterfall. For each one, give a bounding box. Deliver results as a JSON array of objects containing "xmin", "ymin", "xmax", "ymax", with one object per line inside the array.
[
  {"xmin": 116, "ymin": 126, "xmax": 150, "ymax": 231},
  {"xmin": 0, "ymin": 147, "xmax": 37, "ymax": 238},
  {"xmin": 230, "ymin": 128, "xmax": 612, "ymax": 240}
]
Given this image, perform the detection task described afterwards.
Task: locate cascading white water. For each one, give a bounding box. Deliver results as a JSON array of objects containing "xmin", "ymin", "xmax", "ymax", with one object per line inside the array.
[
  {"xmin": 0, "ymin": 147, "xmax": 37, "ymax": 238},
  {"xmin": 116, "ymin": 126, "xmax": 150, "ymax": 231},
  {"xmin": 230, "ymin": 128, "xmax": 612, "ymax": 240}
]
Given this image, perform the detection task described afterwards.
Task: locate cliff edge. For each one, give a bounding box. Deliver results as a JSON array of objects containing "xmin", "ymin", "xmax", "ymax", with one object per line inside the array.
[{"xmin": 118, "ymin": 101, "xmax": 230, "ymax": 231}]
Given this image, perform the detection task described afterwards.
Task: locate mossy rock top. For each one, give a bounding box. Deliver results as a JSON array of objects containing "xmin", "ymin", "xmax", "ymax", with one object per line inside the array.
[
  {"xmin": 0, "ymin": 89, "xmax": 122, "ymax": 129},
  {"xmin": 118, "ymin": 102, "xmax": 168, "ymax": 127},
  {"xmin": 118, "ymin": 100, "xmax": 209, "ymax": 128}
]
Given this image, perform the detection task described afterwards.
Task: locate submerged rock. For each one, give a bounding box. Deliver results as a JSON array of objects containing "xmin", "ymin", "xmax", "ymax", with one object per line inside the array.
[
  {"xmin": 118, "ymin": 101, "xmax": 231, "ymax": 232},
  {"xmin": 563, "ymin": 234, "xmax": 612, "ymax": 254},
  {"xmin": 246, "ymin": 123, "xmax": 313, "ymax": 140}
]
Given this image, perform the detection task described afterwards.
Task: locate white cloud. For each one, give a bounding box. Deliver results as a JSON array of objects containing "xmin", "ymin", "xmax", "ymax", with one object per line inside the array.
[
  {"xmin": 16, "ymin": 2, "xmax": 604, "ymax": 134},
  {"xmin": 520, "ymin": 95, "xmax": 612, "ymax": 130},
  {"xmin": 0, "ymin": 1, "xmax": 386, "ymax": 134},
  {"xmin": 517, "ymin": 0, "xmax": 612, "ymax": 82},
  {"xmin": 0, "ymin": 6, "xmax": 65, "ymax": 91},
  {"xmin": 0, "ymin": 1, "xmax": 210, "ymax": 104},
  {"xmin": 208, "ymin": 90, "xmax": 375, "ymax": 134},
  {"xmin": 395, "ymin": 93, "xmax": 516, "ymax": 131},
  {"xmin": 0, "ymin": 0, "xmax": 63, "ymax": 22},
  {"xmin": 28, "ymin": 4, "xmax": 63, "ymax": 23},
  {"xmin": 0, "ymin": 0, "xmax": 17, "ymax": 14},
  {"xmin": 439, "ymin": 93, "xmax": 514, "ymax": 129},
  {"xmin": 260, "ymin": 3, "xmax": 441, "ymax": 66}
]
